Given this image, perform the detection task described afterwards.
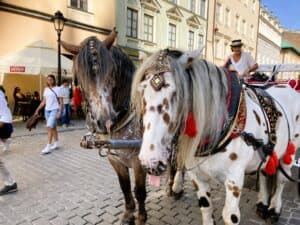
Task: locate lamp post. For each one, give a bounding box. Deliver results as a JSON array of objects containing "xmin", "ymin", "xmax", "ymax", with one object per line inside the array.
[{"xmin": 52, "ymin": 10, "xmax": 66, "ymax": 86}]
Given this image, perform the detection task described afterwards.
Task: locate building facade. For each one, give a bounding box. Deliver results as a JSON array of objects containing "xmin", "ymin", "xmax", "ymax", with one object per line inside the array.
[
  {"xmin": 0, "ymin": 0, "xmax": 115, "ymax": 108},
  {"xmin": 257, "ymin": 5, "xmax": 282, "ymax": 65},
  {"xmin": 116, "ymin": 0, "xmax": 208, "ymax": 61},
  {"xmin": 280, "ymin": 31, "xmax": 300, "ymax": 79},
  {"xmin": 206, "ymin": 0, "xmax": 260, "ymax": 66},
  {"xmin": 0, "ymin": 0, "xmax": 115, "ymax": 57}
]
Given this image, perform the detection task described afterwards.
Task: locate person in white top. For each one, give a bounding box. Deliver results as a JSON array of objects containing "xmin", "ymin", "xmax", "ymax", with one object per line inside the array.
[
  {"xmin": 60, "ymin": 79, "xmax": 71, "ymax": 127},
  {"xmin": 34, "ymin": 74, "xmax": 63, "ymax": 154},
  {"xmin": 0, "ymin": 87, "xmax": 18, "ymax": 195},
  {"xmin": 224, "ymin": 39, "xmax": 258, "ymax": 79}
]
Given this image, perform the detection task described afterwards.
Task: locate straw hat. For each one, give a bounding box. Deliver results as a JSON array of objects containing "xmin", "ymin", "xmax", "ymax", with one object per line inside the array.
[{"xmin": 230, "ymin": 39, "xmax": 244, "ymax": 47}]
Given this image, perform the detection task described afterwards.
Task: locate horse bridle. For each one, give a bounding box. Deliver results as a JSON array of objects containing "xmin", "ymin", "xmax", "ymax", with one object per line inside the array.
[{"xmin": 144, "ymin": 49, "xmax": 182, "ymax": 167}]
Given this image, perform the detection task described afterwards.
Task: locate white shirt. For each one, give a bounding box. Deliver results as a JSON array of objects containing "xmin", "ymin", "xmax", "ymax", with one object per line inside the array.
[
  {"xmin": 43, "ymin": 86, "xmax": 62, "ymax": 111},
  {"xmin": 230, "ymin": 52, "xmax": 256, "ymax": 75},
  {"xmin": 0, "ymin": 90, "xmax": 12, "ymax": 123},
  {"xmin": 60, "ymin": 86, "xmax": 70, "ymax": 104}
]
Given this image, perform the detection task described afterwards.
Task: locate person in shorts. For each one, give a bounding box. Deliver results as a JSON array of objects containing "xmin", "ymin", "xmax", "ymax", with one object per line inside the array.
[
  {"xmin": 0, "ymin": 88, "xmax": 17, "ymax": 195},
  {"xmin": 34, "ymin": 74, "xmax": 63, "ymax": 154}
]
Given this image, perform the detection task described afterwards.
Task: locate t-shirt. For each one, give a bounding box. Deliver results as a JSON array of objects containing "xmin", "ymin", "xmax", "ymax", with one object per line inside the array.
[
  {"xmin": 60, "ymin": 86, "xmax": 70, "ymax": 104},
  {"xmin": 0, "ymin": 90, "xmax": 12, "ymax": 123},
  {"xmin": 229, "ymin": 52, "xmax": 256, "ymax": 75},
  {"xmin": 43, "ymin": 86, "xmax": 62, "ymax": 111}
]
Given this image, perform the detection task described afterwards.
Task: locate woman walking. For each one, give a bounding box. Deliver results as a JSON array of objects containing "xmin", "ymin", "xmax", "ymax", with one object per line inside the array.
[{"xmin": 34, "ymin": 75, "xmax": 63, "ymax": 154}]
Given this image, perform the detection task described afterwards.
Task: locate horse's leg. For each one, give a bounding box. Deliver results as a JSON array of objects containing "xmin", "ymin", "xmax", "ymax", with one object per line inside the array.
[
  {"xmin": 256, "ymin": 171, "xmax": 270, "ymax": 220},
  {"xmin": 188, "ymin": 171, "xmax": 215, "ymax": 225},
  {"xmin": 166, "ymin": 163, "xmax": 184, "ymax": 199},
  {"xmin": 222, "ymin": 171, "xmax": 245, "ymax": 225},
  {"xmin": 267, "ymin": 164, "xmax": 291, "ymax": 224},
  {"xmin": 166, "ymin": 162, "xmax": 176, "ymax": 196},
  {"xmin": 132, "ymin": 160, "xmax": 147, "ymax": 225},
  {"xmin": 108, "ymin": 158, "xmax": 135, "ymax": 225}
]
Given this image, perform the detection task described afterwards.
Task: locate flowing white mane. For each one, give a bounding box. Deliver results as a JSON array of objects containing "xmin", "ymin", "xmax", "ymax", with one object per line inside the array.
[{"xmin": 131, "ymin": 50, "xmax": 230, "ymax": 167}]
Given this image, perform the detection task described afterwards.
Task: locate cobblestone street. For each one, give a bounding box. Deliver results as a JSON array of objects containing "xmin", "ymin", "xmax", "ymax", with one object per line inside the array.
[{"xmin": 0, "ymin": 123, "xmax": 299, "ymax": 225}]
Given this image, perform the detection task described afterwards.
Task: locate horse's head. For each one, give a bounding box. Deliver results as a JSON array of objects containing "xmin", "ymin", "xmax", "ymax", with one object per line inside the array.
[
  {"xmin": 62, "ymin": 29, "xmax": 120, "ymax": 134},
  {"xmin": 131, "ymin": 48, "xmax": 205, "ymax": 175}
]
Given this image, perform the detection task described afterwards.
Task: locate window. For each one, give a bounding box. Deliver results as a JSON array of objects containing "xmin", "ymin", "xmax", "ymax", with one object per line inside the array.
[
  {"xmin": 225, "ymin": 8, "xmax": 230, "ymax": 27},
  {"xmin": 214, "ymin": 39, "xmax": 221, "ymax": 59},
  {"xmin": 200, "ymin": 0, "xmax": 206, "ymax": 18},
  {"xmin": 169, "ymin": 0, "xmax": 177, "ymax": 4},
  {"xmin": 216, "ymin": 3, "xmax": 222, "ymax": 24},
  {"xmin": 71, "ymin": 0, "xmax": 88, "ymax": 11},
  {"xmin": 188, "ymin": 31, "xmax": 195, "ymax": 50},
  {"xmin": 198, "ymin": 34, "xmax": 204, "ymax": 48},
  {"xmin": 127, "ymin": 8, "xmax": 138, "ymax": 38},
  {"xmin": 190, "ymin": 0, "xmax": 196, "ymax": 12},
  {"xmin": 242, "ymin": 20, "xmax": 246, "ymax": 35},
  {"xmin": 224, "ymin": 41, "xmax": 229, "ymax": 58},
  {"xmin": 144, "ymin": 14, "xmax": 153, "ymax": 42},
  {"xmin": 168, "ymin": 23, "xmax": 176, "ymax": 47},
  {"xmin": 250, "ymin": 24, "xmax": 254, "ymax": 40},
  {"xmin": 235, "ymin": 14, "xmax": 240, "ymax": 32},
  {"xmin": 252, "ymin": 0, "xmax": 256, "ymax": 11}
]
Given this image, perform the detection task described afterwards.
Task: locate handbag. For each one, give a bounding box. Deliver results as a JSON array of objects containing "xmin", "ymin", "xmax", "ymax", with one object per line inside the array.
[{"xmin": 26, "ymin": 113, "xmax": 40, "ymax": 131}]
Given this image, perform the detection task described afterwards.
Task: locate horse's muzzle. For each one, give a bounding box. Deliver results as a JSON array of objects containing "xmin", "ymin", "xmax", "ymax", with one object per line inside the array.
[{"xmin": 143, "ymin": 161, "xmax": 167, "ymax": 176}]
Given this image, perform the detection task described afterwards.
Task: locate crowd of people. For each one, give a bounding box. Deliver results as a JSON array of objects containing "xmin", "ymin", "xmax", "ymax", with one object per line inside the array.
[{"xmin": 12, "ymin": 80, "xmax": 83, "ymax": 124}]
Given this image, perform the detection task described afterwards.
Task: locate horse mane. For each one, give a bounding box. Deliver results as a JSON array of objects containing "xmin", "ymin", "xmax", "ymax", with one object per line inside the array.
[
  {"xmin": 75, "ymin": 36, "xmax": 135, "ymax": 112},
  {"xmin": 131, "ymin": 49, "xmax": 229, "ymax": 168},
  {"xmin": 110, "ymin": 46, "xmax": 135, "ymax": 112}
]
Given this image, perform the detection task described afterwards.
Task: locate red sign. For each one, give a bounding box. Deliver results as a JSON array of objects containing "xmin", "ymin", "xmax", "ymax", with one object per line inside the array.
[{"xmin": 10, "ymin": 66, "xmax": 25, "ymax": 72}]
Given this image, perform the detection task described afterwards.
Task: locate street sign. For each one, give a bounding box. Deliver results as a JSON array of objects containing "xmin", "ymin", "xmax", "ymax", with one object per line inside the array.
[{"xmin": 10, "ymin": 66, "xmax": 25, "ymax": 72}]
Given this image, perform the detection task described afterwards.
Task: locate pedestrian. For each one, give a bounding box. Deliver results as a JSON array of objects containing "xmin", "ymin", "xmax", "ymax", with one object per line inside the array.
[
  {"xmin": 0, "ymin": 88, "xmax": 17, "ymax": 195},
  {"xmin": 72, "ymin": 82, "xmax": 83, "ymax": 119},
  {"xmin": 34, "ymin": 74, "xmax": 63, "ymax": 154},
  {"xmin": 60, "ymin": 79, "xmax": 71, "ymax": 127},
  {"xmin": 13, "ymin": 87, "xmax": 25, "ymax": 116},
  {"xmin": 224, "ymin": 39, "xmax": 258, "ymax": 79}
]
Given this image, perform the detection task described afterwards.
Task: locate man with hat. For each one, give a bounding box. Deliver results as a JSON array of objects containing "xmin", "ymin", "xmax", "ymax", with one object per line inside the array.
[{"xmin": 224, "ymin": 39, "xmax": 258, "ymax": 79}]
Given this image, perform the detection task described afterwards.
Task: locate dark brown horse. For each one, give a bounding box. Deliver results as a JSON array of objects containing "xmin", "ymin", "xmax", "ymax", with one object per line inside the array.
[{"xmin": 61, "ymin": 29, "xmax": 182, "ymax": 225}]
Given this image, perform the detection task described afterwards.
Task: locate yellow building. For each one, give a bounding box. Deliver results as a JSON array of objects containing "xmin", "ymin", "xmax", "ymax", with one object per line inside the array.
[
  {"xmin": 206, "ymin": 0, "xmax": 260, "ymax": 66},
  {"xmin": 0, "ymin": 0, "xmax": 115, "ymax": 108}
]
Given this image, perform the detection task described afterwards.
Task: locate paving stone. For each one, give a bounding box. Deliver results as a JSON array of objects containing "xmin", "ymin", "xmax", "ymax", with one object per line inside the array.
[
  {"xmin": 69, "ymin": 216, "xmax": 86, "ymax": 225},
  {"xmin": 83, "ymin": 213, "xmax": 102, "ymax": 224}
]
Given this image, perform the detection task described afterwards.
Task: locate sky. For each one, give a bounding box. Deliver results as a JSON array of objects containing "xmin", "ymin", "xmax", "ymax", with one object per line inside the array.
[{"xmin": 261, "ymin": 0, "xmax": 300, "ymax": 30}]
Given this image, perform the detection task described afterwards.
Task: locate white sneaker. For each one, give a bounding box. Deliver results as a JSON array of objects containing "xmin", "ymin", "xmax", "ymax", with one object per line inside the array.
[
  {"xmin": 50, "ymin": 141, "xmax": 60, "ymax": 150},
  {"xmin": 3, "ymin": 139, "xmax": 11, "ymax": 151},
  {"xmin": 41, "ymin": 144, "xmax": 52, "ymax": 154}
]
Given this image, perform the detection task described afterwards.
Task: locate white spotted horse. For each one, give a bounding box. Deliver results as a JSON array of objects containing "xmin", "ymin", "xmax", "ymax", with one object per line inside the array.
[
  {"xmin": 131, "ymin": 47, "xmax": 300, "ymax": 225},
  {"xmin": 61, "ymin": 29, "xmax": 183, "ymax": 225}
]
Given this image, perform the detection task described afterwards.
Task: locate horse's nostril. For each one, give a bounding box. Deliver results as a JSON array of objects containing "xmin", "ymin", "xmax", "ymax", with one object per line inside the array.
[{"xmin": 158, "ymin": 161, "xmax": 167, "ymax": 172}]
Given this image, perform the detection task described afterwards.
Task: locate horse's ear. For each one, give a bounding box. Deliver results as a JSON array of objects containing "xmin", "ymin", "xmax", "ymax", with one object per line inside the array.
[
  {"xmin": 103, "ymin": 27, "xmax": 118, "ymax": 49},
  {"xmin": 178, "ymin": 46, "xmax": 205, "ymax": 68},
  {"xmin": 60, "ymin": 40, "xmax": 80, "ymax": 55},
  {"xmin": 139, "ymin": 51, "xmax": 148, "ymax": 63}
]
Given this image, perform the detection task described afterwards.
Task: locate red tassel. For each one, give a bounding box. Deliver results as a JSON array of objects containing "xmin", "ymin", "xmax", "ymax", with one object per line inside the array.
[
  {"xmin": 283, "ymin": 142, "xmax": 296, "ymax": 165},
  {"xmin": 264, "ymin": 152, "xmax": 279, "ymax": 176},
  {"xmin": 184, "ymin": 112, "xmax": 197, "ymax": 138}
]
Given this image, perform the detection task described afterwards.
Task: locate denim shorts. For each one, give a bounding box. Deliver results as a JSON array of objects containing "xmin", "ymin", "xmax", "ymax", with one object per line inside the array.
[
  {"xmin": 0, "ymin": 123, "xmax": 13, "ymax": 139},
  {"xmin": 45, "ymin": 109, "xmax": 58, "ymax": 128}
]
